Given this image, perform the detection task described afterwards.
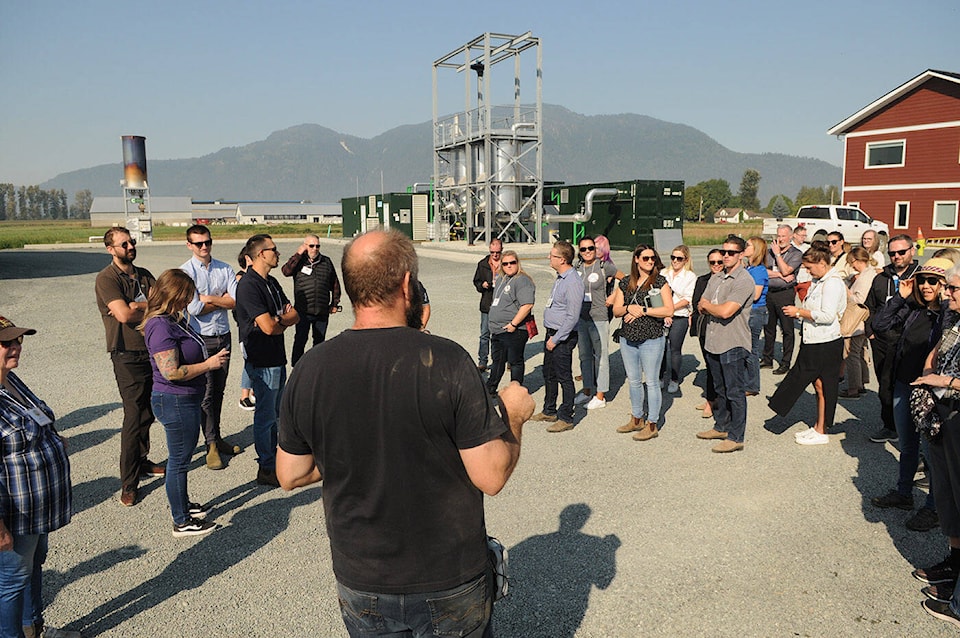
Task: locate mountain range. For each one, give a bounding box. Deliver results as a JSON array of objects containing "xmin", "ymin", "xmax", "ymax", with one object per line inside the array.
[{"xmin": 41, "ymin": 104, "xmax": 840, "ymax": 204}]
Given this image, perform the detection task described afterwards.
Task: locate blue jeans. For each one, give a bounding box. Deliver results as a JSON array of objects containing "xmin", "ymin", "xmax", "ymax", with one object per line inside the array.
[
  {"xmin": 578, "ymin": 318, "xmax": 610, "ymax": 393},
  {"xmin": 337, "ymin": 573, "xmax": 492, "ymax": 638},
  {"xmin": 620, "ymin": 336, "xmax": 666, "ymax": 424},
  {"xmin": 542, "ymin": 329, "xmax": 578, "ymax": 423},
  {"xmin": 152, "ymin": 391, "xmax": 202, "ymax": 525},
  {"xmin": 240, "ymin": 365, "xmax": 252, "ymax": 391},
  {"xmin": 478, "ymin": 313, "xmax": 490, "ymax": 367},
  {"xmin": 0, "ymin": 533, "xmax": 44, "ymax": 638},
  {"xmin": 661, "ymin": 317, "xmax": 689, "ymax": 385},
  {"xmin": 745, "ymin": 306, "xmax": 767, "ymax": 394},
  {"xmin": 893, "ymin": 380, "xmax": 935, "ymax": 508},
  {"xmin": 706, "ymin": 347, "xmax": 749, "ymax": 443},
  {"xmin": 245, "ymin": 363, "xmax": 286, "ymax": 471},
  {"xmin": 292, "ymin": 313, "xmax": 329, "ymax": 367}
]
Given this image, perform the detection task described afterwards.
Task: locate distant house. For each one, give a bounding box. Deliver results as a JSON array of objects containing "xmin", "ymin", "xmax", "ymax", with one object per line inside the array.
[
  {"xmin": 827, "ymin": 69, "xmax": 960, "ymax": 238},
  {"xmin": 714, "ymin": 208, "xmax": 765, "ymax": 222}
]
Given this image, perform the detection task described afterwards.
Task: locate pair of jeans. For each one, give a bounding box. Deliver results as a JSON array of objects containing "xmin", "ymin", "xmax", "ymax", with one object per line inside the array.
[
  {"xmin": 845, "ymin": 334, "xmax": 869, "ymax": 392},
  {"xmin": 745, "ymin": 306, "xmax": 768, "ymax": 394},
  {"xmin": 292, "ymin": 313, "xmax": 329, "ymax": 366},
  {"xmin": 892, "ymin": 380, "xmax": 935, "ymax": 508},
  {"xmin": 621, "ymin": 336, "xmax": 666, "ymax": 424},
  {"xmin": 245, "ymin": 363, "xmax": 286, "ymax": 471},
  {"xmin": 763, "ymin": 287, "xmax": 796, "ymax": 365},
  {"xmin": 110, "ymin": 351, "xmax": 155, "ymax": 490},
  {"xmin": 478, "ymin": 313, "xmax": 490, "ymax": 367},
  {"xmin": 542, "ymin": 329, "xmax": 578, "ymax": 423},
  {"xmin": 151, "ymin": 391, "xmax": 203, "ymax": 525},
  {"xmin": 200, "ymin": 333, "xmax": 231, "ymax": 445},
  {"xmin": 706, "ymin": 347, "xmax": 749, "ymax": 443},
  {"xmin": 661, "ymin": 317, "xmax": 689, "ymax": 385},
  {"xmin": 0, "ymin": 533, "xmax": 45, "ymax": 638},
  {"xmin": 337, "ymin": 573, "xmax": 492, "ymax": 638},
  {"xmin": 577, "ymin": 318, "xmax": 610, "ymax": 393},
  {"xmin": 488, "ymin": 329, "xmax": 529, "ymax": 391}
]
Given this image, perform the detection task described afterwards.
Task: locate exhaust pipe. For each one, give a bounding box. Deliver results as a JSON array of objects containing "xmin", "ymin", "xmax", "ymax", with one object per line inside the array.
[{"xmin": 544, "ymin": 187, "xmax": 619, "ymax": 223}]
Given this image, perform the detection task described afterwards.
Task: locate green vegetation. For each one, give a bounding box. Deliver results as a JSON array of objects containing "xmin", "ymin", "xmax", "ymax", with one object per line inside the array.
[
  {"xmin": 0, "ymin": 220, "xmax": 343, "ymax": 250},
  {"xmin": 682, "ymin": 221, "xmax": 763, "ymax": 246}
]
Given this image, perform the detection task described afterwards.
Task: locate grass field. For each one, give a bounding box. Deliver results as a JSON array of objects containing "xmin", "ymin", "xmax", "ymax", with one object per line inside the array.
[
  {"xmin": 0, "ymin": 220, "xmax": 343, "ymax": 250},
  {"xmin": 0, "ymin": 219, "xmax": 756, "ymax": 250}
]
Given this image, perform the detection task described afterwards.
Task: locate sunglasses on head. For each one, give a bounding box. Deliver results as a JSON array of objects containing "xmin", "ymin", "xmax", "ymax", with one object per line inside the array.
[
  {"xmin": 718, "ymin": 249, "xmax": 742, "ymax": 256},
  {"xmin": 579, "ymin": 246, "xmax": 596, "ymax": 252},
  {"xmin": 189, "ymin": 239, "xmax": 213, "ymax": 247},
  {"xmin": 502, "ymin": 260, "xmax": 518, "ymax": 266},
  {"xmin": 1, "ymin": 336, "xmax": 24, "ymax": 347},
  {"xmin": 916, "ymin": 275, "xmax": 944, "ymax": 286},
  {"xmin": 708, "ymin": 260, "xmax": 724, "ymax": 266},
  {"xmin": 888, "ymin": 248, "xmax": 910, "ymax": 257},
  {"xmin": 670, "ymin": 255, "xmax": 685, "ymax": 261},
  {"xmin": 115, "ymin": 238, "xmax": 137, "ymax": 249}
]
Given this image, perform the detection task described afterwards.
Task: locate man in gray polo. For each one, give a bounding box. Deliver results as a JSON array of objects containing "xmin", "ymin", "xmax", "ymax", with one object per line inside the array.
[{"xmin": 696, "ymin": 235, "xmax": 755, "ymax": 453}]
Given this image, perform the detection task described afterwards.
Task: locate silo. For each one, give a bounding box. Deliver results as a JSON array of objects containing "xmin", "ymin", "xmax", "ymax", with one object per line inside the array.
[{"xmin": 121, "ymin": 135, "xmax": 148, "ymax": 189}]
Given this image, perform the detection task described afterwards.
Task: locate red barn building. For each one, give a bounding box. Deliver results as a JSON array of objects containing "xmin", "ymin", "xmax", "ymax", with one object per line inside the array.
[{"xmin": 827, "ymin": 70, "xmax": 960, "ymax": 240}]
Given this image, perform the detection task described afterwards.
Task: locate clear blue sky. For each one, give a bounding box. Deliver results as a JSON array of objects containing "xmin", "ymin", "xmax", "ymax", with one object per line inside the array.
[{"xmin": 1, "ymin": 0, "xmax": 957, "ymax": 186}]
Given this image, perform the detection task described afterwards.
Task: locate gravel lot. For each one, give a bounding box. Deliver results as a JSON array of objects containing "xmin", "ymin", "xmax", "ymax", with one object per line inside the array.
[{"xmin": 0, "ymin": 237, "xmax": 952, "ymax": 636}]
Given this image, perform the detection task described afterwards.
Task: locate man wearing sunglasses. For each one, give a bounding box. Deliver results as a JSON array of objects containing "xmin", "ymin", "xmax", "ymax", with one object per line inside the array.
[
  {"xmin": 180, "ymin": 224, "xmax": 243, "ymax": 470},
  {"xmin": 236, "ymin": 234, "xmax": 299, "ymax": 487},
  {"xmin": 865, "ymin": 234, "xmax": 920, "ymax": 443},
  {"xmin": 763, "ymin": 224, "xmax": 803, "ymax": 375},
  {"xmin": 94, "ymin": 226, "xmax": 163, "ymax": 507},
  {"xmin": 473, "ymin": 239, "xmax": 503, "ymax": 372},
  {"xmin": 281, "ymin": 234, "xmax": 342, "ymax": 367}
]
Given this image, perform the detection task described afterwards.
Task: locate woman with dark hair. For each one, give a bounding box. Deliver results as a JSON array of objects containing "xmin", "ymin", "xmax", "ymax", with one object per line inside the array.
[
  {"xmin": 868, "ymin": 257, "xmax": 952, "ymax": 530},
  {"xmin": 742, "ymin": 237, "xmax": 769, "ymax": 396},
  {"xmin": 691, "ymin": 249, "xmax": 725, "ymax": 419},
  {"xmin": 768, "ymin": 247, "xmax": 846, "ymax": 445},
  {"xmin": 487, "ymin": 250, "xmax": 536, "ymax": 393},
  {"xmin": 141, "ymin": 269, "xmax": 229, "ymax": 537},
  {"xmin": 612, "ymin": 245, "xmax": 674, "ymax": 442}
]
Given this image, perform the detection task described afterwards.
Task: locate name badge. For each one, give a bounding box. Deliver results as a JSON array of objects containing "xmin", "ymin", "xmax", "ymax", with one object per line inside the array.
[
  {"xmin": 546, "ymin": 296, "xmax": 554, "ymax": 307},
  {"xmin": 491, "ymin": 298, "xmax": 500, "ymax": 306},
  {"xmin": 27, "ymin": 407, "xmax": 52, "ymax": 427},
  {"xmin": 584, "ymin": 292, "xmax": 592, "ymax": 302},
  {"xmin": 301, "ymin": 266, "xmax": 313, "ymax": 275}
]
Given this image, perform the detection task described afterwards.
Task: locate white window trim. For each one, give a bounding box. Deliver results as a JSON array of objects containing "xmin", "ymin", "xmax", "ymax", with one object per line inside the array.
[
  {"xmin": 932, "ymin": 200, "xmax": 960, "ymax": 231},
  {"xmin": 894, "ymin": 201, "xmax": 910, "ymax": 230},
  {"xmin": 846, "ymin": 201, "xmax": 860, "ymax": 209},
  {"xmin": 865, "ymin": 139, "xmax": 906, "ymax": 169}
]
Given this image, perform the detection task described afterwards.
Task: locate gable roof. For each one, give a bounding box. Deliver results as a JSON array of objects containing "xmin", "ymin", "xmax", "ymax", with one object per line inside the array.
[{"xmin": 827, "ymin": 69, "xmax": 960, "ymax": 136}]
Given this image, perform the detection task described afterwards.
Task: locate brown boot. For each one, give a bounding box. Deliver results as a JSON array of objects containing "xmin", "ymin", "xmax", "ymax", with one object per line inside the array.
[
  {"xmin": 632, "ymin": 422, "xmax": 659, "ymax": 441},
  {"xmin": 206, "ymin": 444, "xmax": 224, "ymax": 470},
  {"xmin": 616, "ymin": 416, "xmax": 645, "ymax": 433}
]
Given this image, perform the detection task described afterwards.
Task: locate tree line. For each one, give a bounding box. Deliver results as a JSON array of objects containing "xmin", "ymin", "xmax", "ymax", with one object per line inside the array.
[
  {"xmin": 682, "ymin": 169, "xmax": 840, "ymax": 222},
  {"xmin": 0, "ymin": 184, "xmax": 93, "ymax": 220}
]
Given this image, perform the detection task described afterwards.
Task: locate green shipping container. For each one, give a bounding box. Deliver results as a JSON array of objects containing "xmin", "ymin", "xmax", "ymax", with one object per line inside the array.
[
  {"xmin": 545, "ymin": 180, "xmax": 684, "ymax": 251},
  {"xmin": 341, "ymin": 193, "xmax": 431, "ymax": 240}
]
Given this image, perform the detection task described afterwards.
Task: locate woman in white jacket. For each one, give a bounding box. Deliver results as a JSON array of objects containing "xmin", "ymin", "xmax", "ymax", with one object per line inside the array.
[{"xmin": 768, "ymin": 247, "xmax": 847, "ymax": 445}]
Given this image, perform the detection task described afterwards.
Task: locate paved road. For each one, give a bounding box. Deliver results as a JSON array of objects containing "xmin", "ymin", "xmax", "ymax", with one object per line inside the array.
[{"xmin": 0, "ymin": 238, "xmax": 951, "ymax": 636}]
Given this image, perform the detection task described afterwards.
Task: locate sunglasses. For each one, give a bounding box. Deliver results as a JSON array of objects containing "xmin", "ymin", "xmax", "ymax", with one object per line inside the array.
[
  {"xmin": 579, "ymin": 246, "xmax": 596, "ymax": 252},
  {"xmin": 708, "ymin": 260, "xmax": 724, "ymax": 266},
  {"xmin": 115, "ymin": 238, "xmax": 137, "ymax": 249},
  {"xmin": 828, "ymin": 239, "xmax": 842, "ymax": 245},
  {"xmin": 947, "ymin": 285, "xmax": 960, "ymax": 294},
  {"xmin": 0, "ymin": 336, "xmax": 24, "ymax": 347},
  {"xmin": 189, "ymin": 239, "xmax": 213, "ymax": 247},
  {"xmin": 670, "ymin": 255, "xmax": 685, "ymax": 261},
  {"xmin": 888, "ymin": 248, "xmax": 910, "ymax": 257},
  {"xmin": 490, "ymin": 251, "xmax": 502, "ymax": 255},
  {"xmin": 639, "ymin": 255, "xmax": 656, "ymax": 262},
  {"xmin": 307, "ymin": 244, "xmax": 320, "ymax": 248},
  {"xmin": 916, "ymin": 275, "xmax": 944, "ymax": 286},
  {"xmin": 261, "ymin": 246, "xmax": 279, "ymax": 254},
  {"xmin": 718, "ymin": 249, "xmax": 742, "ymax": 256},
  {"xmin": 502, "ymin": 260, "xmax": 518, "ymax": 266}
]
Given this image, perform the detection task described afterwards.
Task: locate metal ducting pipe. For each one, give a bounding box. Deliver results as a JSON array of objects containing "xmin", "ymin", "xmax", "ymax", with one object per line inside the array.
[{"xmin": 544, "ymin": 188, "xmax": 619, "ymax": 223}]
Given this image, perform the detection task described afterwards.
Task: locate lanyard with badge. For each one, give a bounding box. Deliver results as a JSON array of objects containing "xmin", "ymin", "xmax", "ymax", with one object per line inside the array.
[
  {"xmin": 173, "ymin": 317, "xmax": 210, "ymax": 359},
  {"xmin": 0, "ymin": 384, "xmax": 53, "ymax": 427},
  {"xmin": 580, "ymin": 262, "xmax": 601, "ymax": 302},
  {"xmin": 491, "ymin": 274, "xmax": 515, "ymax": 307}
]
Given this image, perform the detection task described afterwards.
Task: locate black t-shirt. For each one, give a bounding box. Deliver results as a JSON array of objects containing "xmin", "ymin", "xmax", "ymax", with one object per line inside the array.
[
  {"xmin": 279, "ymin": 327, "xmax": 507, "ymax": 594},
  {"xmin": 235, "ymin": 269, "xmax": 290, "ymax": 368}
]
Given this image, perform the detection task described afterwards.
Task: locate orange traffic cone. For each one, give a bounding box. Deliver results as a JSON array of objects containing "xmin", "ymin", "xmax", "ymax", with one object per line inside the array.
[{"xmin": 917, "ymin": 226, "xmax": 926, "ymax": 256}]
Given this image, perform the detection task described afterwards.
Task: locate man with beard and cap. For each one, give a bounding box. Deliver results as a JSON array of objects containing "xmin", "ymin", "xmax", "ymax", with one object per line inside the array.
[
  {"xmin": 94, "ymin": 227, "xmax": 165, "ymax": 507},
  {"xmin": 277, "ymin": 229, "xmax": 534, "ymax": 638}
]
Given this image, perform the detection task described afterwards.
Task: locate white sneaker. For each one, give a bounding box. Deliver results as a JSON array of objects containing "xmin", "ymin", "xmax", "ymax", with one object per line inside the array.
[
  {"xmin": 667, "ymin": 381, "xmax": 679, "ymax": 394},
  {"xmin": 794, "ymin": 427, "xmax": 817, "ymax": 441},
  {"xmin": 586, "ymin": 396, "xmax": 606, "ymax": 410},
  {"xmin": 796, "ymin": 431, "xmax": 829, "ymax": 445},
  {"xmin": 574, "ymin": 392, "xmax": 593, "ymax": 405}
]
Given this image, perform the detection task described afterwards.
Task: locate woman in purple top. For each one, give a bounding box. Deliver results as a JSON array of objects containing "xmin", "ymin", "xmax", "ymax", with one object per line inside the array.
[{"xmin": 141, "ymin": 270, "xmax": 229, "ymax": 537}]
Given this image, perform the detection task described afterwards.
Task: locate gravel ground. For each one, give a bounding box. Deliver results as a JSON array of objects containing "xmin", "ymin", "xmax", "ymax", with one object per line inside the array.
[{"xmin": 0, "ymin": 238, "xmax": 953, "ymax": 637}]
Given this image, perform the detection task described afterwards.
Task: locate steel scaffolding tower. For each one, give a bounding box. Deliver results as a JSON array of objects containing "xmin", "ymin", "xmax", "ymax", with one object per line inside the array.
[{"xmin": 432, "ymin": 32, "xmax": 543, "ymax": 244}]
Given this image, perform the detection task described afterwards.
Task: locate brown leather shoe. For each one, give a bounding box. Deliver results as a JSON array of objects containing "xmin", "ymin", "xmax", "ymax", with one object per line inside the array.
[
  {"xmin": 216, "ymin": 437, "xmax": 242, "ymax": 455},
  {"xmin": 632, "ymin": 422, "xmax": 659, "ymax": 441},
  {"xmin": 120, "ymin": 486, "xmax": 138, "ymax": 507},
  {"xmin": 712, "ymin": 439, "xmax": 744, "ymax": 453},
  {"xmin": 546, "ymin": 420, "xmax": 574, "ymax": 433},
  {"xmin": 206, "ymin": 445, "xmax": 224, "ymax": 471},
  {"xmin": 696, "ymin": 428, "xmax": 728, "ymax": 440},
  {"xmin": 531, "ymin": 412, "xmax": 559, "ymax": 423},
  {"xmin": 140, "ymin": 460, "xmax": 166, "ymax": 477},
  {"xmin": 617, "ymin": 416, "xmax": 645, "ymax": 433}
]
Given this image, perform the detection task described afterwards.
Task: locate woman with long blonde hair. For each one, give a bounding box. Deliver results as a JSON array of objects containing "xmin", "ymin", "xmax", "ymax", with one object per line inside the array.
[{"xmin": 661, "ymin": 244, "xmax": 696, "ymax": 394}]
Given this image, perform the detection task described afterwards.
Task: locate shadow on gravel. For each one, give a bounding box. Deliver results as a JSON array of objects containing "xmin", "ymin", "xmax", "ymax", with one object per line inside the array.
[
  {"xmin": 46, "ymin": 545, "xmax": 148, "ymax": 625},
  {"xmin": 492, "ymin": 503, "xmax": 621, "ymax": 638},
  {"xmin": 66, "ymin": 428, "xmax": 118, "ymax": 455},
  {"xmin": 75, "ymin": 484, "xmax": 321, "ymax": 636},
  {"xmin": 57, "ymin": 403, "xmax": 121, "ymax": 431},
  {"xmin": 0, "ymin": 251, "xmax": 109, "ymax": 280},
  {"xmin": 72, "ymin": 477, "xmax": 121, "ymax": 515},
  {"xmin": 841, "ymin": 435, "xmax": 934, "ymax": 567}
]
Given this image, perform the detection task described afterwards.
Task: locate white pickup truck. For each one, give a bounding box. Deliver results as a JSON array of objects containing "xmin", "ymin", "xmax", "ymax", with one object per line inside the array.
[{"xmin": 763, "ymin": 205, "xmax": 890, "ymax": 244}]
